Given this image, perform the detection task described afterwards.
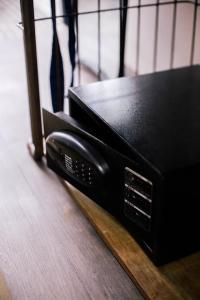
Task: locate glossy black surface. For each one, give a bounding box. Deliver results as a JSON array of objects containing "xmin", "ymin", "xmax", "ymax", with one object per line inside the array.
[{"xmin": 69, "ymin": 66, "xmax": 200, "ymax": 173}]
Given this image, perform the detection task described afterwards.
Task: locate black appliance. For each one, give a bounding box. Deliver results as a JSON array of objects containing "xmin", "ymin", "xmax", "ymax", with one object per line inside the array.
[{"xmin": 43, "ymin": 65, "xmax": 200, "ymax": 265}]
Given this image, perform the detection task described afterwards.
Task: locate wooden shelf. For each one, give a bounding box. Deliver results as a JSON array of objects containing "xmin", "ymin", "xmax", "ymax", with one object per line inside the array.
[{"xmin": 64, "ymin": 182, "xmax": 200, "ymax": 300}]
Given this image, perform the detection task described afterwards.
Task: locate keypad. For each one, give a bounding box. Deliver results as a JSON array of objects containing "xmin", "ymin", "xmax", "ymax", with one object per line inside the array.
[{"xmin": 63, "ymin": 154, "xmax": 97, "ymax": 185}]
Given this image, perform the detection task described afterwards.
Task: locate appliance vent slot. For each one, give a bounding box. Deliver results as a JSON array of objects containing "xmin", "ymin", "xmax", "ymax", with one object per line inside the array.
[{"xmin": 124, "ymin": 167, "xmax": 153, "ymax": 231}]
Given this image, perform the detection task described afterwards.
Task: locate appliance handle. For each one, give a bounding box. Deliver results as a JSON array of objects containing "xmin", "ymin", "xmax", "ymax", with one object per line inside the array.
[
  {"xmin": 43, "ymin": 108, "xmax": 110, "ymax": 189},
  {"xmin": 46, "ymin": 131, "xmax": 109, "ymax": 176}
]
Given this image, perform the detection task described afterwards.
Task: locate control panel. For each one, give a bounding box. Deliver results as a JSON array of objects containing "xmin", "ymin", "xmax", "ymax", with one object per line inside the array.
[
  {"xmin": 124, "ymin": 167, "xmax": 153, "ymax": 231},
  {"xmin": 64, "ymin": 153, "xmax": 97, "ymax": 186}
]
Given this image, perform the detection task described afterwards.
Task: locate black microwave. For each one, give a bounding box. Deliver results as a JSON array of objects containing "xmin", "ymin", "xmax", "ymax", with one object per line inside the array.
[{"xmin": 43, "ymin": 66, "xmax": 200, "ymax": 265}]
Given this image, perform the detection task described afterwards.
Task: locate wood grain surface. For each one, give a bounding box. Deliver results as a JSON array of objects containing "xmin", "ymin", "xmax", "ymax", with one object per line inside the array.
[
  {"xmin": 1, "ymin": 1, "xmax": 198, "ymax": 299},
  {"xmin": 0, "ymin": 273, "xmax": 12, "ymax": 300},
  {"xmin": 0, "ymin": 2, "xmax": 143, "ymax": 298},
  {"xmin": 64, "ymin": 182, "xmax": 200, "ymax": 300},
  {"xmin": 0, "ymin": 143, "xmax": 144, "ymax": 300}
]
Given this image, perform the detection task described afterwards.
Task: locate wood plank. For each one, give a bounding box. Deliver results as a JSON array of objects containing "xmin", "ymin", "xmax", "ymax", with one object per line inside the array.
[
  {"xmin": 161, "ymin": 253, "xmax": 200, "ymax": 300},
  {"xmin": 64, "ymin": 182, "xmax": 200, "ymax": 300},
  {"xmin": 0, "ymin": 272, "xmax": 12, "ymax": 300}
]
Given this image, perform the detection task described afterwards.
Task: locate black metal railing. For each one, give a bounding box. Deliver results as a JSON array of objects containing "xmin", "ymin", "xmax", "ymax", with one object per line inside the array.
[
  {"xmin": 19, "ymin": 0, "xmax": 200, "ymax": 82},
  {"xmin": 19, "ymin": 0, "xmax": 200, "ymax": 156}
]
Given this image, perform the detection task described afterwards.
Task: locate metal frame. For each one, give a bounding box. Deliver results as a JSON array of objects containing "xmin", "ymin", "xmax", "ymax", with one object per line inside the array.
[
  {"xmin": 20, "ymin": 0, "xmax": 43, "ymax": 159},
  {"xmin": 20, "ymin": 0, "xmax": 200, "ymax": 158}
]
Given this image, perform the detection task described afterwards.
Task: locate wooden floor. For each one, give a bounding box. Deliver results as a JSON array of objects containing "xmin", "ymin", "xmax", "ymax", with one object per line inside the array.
[
  {"xmin": 66, "ymin": 184, "xmax": 200, "ymax": 300},
  {"xmin": 0, "ymin": 2, "xmax": 143, "ymax": 299}
]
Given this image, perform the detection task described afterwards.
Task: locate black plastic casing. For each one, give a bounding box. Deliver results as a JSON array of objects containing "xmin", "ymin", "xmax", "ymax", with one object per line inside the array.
[{"xmin": 43, "ymin": 66, "xmax": 200, "ymax": 265}]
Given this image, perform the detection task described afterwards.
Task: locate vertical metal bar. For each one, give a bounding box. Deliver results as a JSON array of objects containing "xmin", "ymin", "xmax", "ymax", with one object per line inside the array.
[
  {"xmin": 74, "ymin": 0, "xmax": 81, "ymax": 84},
  {"xmin": 136, "ymin": 0, "xmax": 141, "ymax": 75},
  {"xmin": 119, "ymin": 0, "xmax": 123, "ymax": 76},
  {"xmin": 20, "ymin": 0, "xmax": 44, "ymax": 160},
  {"xmin": 153, "ymin": 0, "xmax": 159, "ymax": 72},
  {"xmin": 190, "ymin": 0, "xmax": 198, "ymax": 65},
  {"xmin": 97, "ymin": 0, "xmax": 101, "ymax": 80},
  {"xmin": 170, "ymin": 0, "xmax": 177, "ymax": 69},
  {"xmin": 50, "ymin": 0, "xmax": 64, "ymax": 112},
  {"xmin": 119, "ymin": 0, "xmax": 128, "ymax": 77}
]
